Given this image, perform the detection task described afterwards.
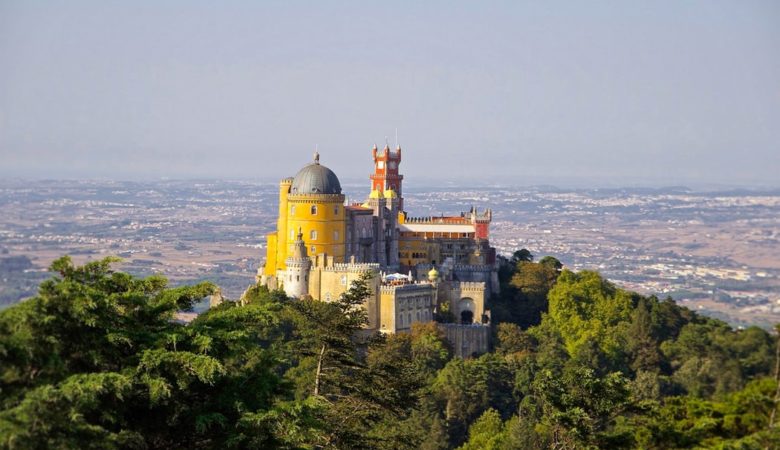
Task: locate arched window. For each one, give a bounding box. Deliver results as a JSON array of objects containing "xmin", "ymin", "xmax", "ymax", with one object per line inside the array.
[
  {"xmin": 407, "ymin": 313, "xmax": 412, "ymax": 326},
  {"xmin": 310, "ymin": 245, "xmax": 316, "ymax": 254},
  {"xmin": 290, "ymin": 205, "xmax": 296, "ymax": 215},
  {"xmin": 334, "ymin": 230, "xmax": 339, "ymax": 241},
  {"xmin": 333, "ymin": 205, "xmax": 339, "ymax": 215},
  {"xmin": 310, "ymin": 230, "xmax": 317, "ymax": 240},
  {"xmin": 311, "ymin": 205, "xmax": 317, "ymax": 215}
]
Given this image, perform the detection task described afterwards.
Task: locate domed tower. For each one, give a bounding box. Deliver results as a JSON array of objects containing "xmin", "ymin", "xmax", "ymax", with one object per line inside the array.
[
  {"xmin": 284, "ymin": 229, "xmax": 311, "ymax": 298},
  {"xmin": 285, "ymin": 152, "xmax": 347, "ymax": 263}
]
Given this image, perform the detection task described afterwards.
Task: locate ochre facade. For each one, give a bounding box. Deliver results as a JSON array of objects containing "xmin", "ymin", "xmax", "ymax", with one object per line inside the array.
[{"xmin": 256, "ymin": 145, "xmax": 499, "ymax": 356}]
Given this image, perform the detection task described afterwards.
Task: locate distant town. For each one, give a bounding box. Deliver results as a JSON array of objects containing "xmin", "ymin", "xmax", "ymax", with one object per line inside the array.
[{"xmin": 0, "ymin": 179, "xmax": 778, "ymax": 328}]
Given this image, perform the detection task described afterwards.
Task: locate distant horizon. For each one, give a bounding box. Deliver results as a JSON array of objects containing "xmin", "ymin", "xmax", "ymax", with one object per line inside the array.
[
  {"xmin": 2, "ymin": 1, "xmax": 778, "ymax": 186},
  {"xmin": 2, "ymin": 174, "xmax": 779, "ymax": 193}
]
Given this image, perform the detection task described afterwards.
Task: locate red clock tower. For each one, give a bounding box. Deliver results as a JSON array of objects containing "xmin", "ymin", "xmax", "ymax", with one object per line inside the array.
[{"xmin": 370, "ymin": 144, "xmax": 404, "ymax": 211}]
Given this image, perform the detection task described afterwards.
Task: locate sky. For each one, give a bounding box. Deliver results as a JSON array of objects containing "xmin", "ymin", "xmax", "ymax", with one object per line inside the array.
[{"xmin": 1, "ymin": 1, "xmax": 778, "ymax": 187}]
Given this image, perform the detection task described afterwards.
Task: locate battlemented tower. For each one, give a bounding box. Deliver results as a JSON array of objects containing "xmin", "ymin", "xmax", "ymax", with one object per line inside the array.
[{"xmin": 370, "ymin": 144, "xmax": 404, "ymax": 211}]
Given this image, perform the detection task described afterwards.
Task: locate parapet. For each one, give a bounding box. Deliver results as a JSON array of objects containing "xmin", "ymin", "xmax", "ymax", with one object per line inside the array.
[
  {"xmin": 286, "ymin": 193, "xmax": 345, "ymax": 202},
  {"xmin": 403, "ymin": 216, "xmax": 471, "ymax": 225},
  {"xmin": 380, "ymin": 282, "xmax": 434, "ymax": 294},
  {"xmin": 451, "ymin": 281, "xmax": 486, "ymax": 291},
  {"xmin": 321, "ymin": 262, "xmax": 380, "ymax": 273},
  {"xmin": 453, "ymin": 264, "xmax": 493, "ymax": 272}
]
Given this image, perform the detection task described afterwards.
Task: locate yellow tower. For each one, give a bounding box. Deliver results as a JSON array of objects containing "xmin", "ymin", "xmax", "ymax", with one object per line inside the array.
[
  {"xmin": 262, "ymin": 153, "xmax": 347, "ymax": 278},
  {"xmin": 285, "ymin": 152, "xmax": 346, "ymax": 263}
]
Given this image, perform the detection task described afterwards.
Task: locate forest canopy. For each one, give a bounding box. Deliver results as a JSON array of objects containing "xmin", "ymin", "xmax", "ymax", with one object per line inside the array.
[{"xmin": 1, "ymin": 254, "xmax": 780, "ymax": 449}]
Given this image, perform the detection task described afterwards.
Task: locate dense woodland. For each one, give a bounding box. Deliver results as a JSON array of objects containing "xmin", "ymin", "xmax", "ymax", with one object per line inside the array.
[{"xmin": 2, "ymin": 252, "xmax": 780, "ymax": 449}]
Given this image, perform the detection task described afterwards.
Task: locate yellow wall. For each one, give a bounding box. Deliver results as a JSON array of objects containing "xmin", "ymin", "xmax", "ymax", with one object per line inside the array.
[
  {"xmin": 263, "ymin": 232, "xmax": 278, "ymax": 276},
  {"xmin": 309, "ymin": 268, "xmax": 380, "ymax": 329},
  {"xmin": 379, "ymin": 290, "xmax": 396, "ymax": 332},
  {"xmin": 399, "ymin": 238, "xmax": 444, "ymax": 267},
  {"xmin": 274, "ymin": 179, "xmax": 292, "ymax": 271},
  {"xmin": 285, "ymin": 194, "xmax": 346, "ymax": 263},
  {"xmin": 262, "ymin": 179, "xmax": 347, "ymax": 275}
]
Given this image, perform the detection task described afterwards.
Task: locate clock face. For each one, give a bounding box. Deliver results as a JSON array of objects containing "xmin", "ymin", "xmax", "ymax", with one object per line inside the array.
[
  {"xmin": 388, "ymin": 161, "xmax": 397, "ymax": 170},
  {"xmin": 377, "ymin": 161, "xmax": 384, "ymax": 169}
]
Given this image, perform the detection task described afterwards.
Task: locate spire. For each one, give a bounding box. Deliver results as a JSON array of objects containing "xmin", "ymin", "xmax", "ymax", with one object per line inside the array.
[{"xmin": 292, "ymin": 227, "xmax": 307, "ymax": 259}]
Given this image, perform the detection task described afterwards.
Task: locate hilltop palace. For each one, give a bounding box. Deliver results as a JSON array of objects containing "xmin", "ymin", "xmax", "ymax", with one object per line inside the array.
[{"xmin": 258, "ymin": 144, "xmax": 498, "ymax": 355}]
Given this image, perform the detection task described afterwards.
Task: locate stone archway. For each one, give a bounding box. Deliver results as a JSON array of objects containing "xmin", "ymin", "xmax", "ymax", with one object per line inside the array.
[{"xmin": 457, "ymin": 297, "xmax": 475, "ymax": 324}]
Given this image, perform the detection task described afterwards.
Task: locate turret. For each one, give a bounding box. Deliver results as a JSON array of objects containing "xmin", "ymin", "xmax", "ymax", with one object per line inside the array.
[
  {"xmin": 472, "ymin": 207, "xmax": 492, "ymax": 240},
  {"xmin": 284, "ymin": 229, "xmax": 311, "ymax": 298}
]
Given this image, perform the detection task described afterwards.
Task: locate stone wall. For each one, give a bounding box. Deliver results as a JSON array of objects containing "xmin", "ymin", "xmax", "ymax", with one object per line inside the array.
[{"xmin": 438, "ymin": 323, "xmax": 490, "ymax": 358}]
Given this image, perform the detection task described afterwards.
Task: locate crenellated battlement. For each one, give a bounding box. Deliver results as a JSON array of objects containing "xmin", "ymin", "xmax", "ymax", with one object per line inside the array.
[
  {"xmin": 404, "ymin": 216, "xmax": 471, "ymax": 225},
  {"xmin": 453, "ymin": 264, "xmax": 493, "ymax": 272},
  {"xmin": 321, "ymin": 262, "xmax": 380, "ymax": 273},
  {"xmin": 452, "ymin": 281, "xmax": 486, "ymax": 291},
  {"xmin": 287, "ymin": 193, "xmax": 345, "ymax": 202},
  {"xmin": 380, "ymin": 282, "xmax": 433, "ymax": 294}
]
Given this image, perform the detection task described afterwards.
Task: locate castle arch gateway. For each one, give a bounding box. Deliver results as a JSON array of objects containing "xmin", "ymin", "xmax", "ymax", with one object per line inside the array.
[{"xmin": 457, "ymin": 297, "xmax": 475, "ymax": 324}]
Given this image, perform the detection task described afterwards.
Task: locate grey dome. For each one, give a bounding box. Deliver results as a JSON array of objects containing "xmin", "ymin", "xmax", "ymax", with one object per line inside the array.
[{"xmin": 291, "ymin": 162, "xmax": 342, "ymax": 195}]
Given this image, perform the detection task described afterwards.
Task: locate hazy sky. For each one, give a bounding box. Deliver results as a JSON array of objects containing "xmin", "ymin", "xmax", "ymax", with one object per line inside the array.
[{"xmin": 1, "ymin": 1, "xmax": 778, "ymax": 187}]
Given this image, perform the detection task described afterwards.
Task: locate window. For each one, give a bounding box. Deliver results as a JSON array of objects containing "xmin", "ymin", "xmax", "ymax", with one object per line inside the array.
[
  {"xmin": 290, "ymin": 205, "xmax": 296, "ymax": 215},
  {"xmin": 325, "ymin": 292, "xmax": 331, "ymax": 302},
  {"xmin": 334, "ymin": 205, "xmax": 339, "ymax": 215},
  {"xmin": 310, "ymin": 246, "xmax": 316, "ymax": 254},
  {"xmin": 290, "ymin": 229, "xmax": 294, "ymax": 239},
  {"xmin": 398, "ymin": 314, "xmax": 403, "ymax": 326},
  {"xmin": 407, "ymin": 313, "xmax": 412, "ymax": 325},
  {"xmin": 341, "ymin": 275, "xmax": 348, "ymax": 286},
  {"xmin": 334, "ymin": 230, "xmax": 339, "ymax": 241},
  {"xmin": 311, "ymin": 205, "xmax": 317, "ymax": 215},
  {"xmin": 310, "ymin": 230, "xmax": 317, "ymax": 240}
]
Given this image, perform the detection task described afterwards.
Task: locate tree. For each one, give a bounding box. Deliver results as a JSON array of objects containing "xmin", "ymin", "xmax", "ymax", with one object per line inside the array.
[
  {"xmin": 545, "ymin": 270, "xmax": 633, "ymax": 362},
  {"xmin": 457, "ymin": 408, "xmax": 507, "ymax": 450},
  {"xmin": 510, "ymin": 249, "xmax": 533, "ymax": 264},
  {"xmin": 0, "ymin": 257, "xmax": 320, "ymax": 449},
  {"xmin": 533, "ymin": 366, "xmax": 631, "ymax": 448},
  {"xmin": 538, "ymin": 256, "xmax": 563, "ymax": 272},
  {"xmin": 492, "ymin": 260, "xmax": 558, "ymax": 329},
  {"xmin": 494, "ymin": 322, "xmax": 534, "ymax": 357}
]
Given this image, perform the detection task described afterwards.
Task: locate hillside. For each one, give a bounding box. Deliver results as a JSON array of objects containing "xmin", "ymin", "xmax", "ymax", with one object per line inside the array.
[{"xmin": 1, "ymin": 254, "xmax": 779, "ymax": 449}]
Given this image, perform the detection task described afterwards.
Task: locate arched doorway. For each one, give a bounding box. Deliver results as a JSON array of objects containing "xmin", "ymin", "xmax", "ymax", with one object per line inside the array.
[{"xmin": 457, "ymin": 297, "xmax": 475, "ymax": 324}]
